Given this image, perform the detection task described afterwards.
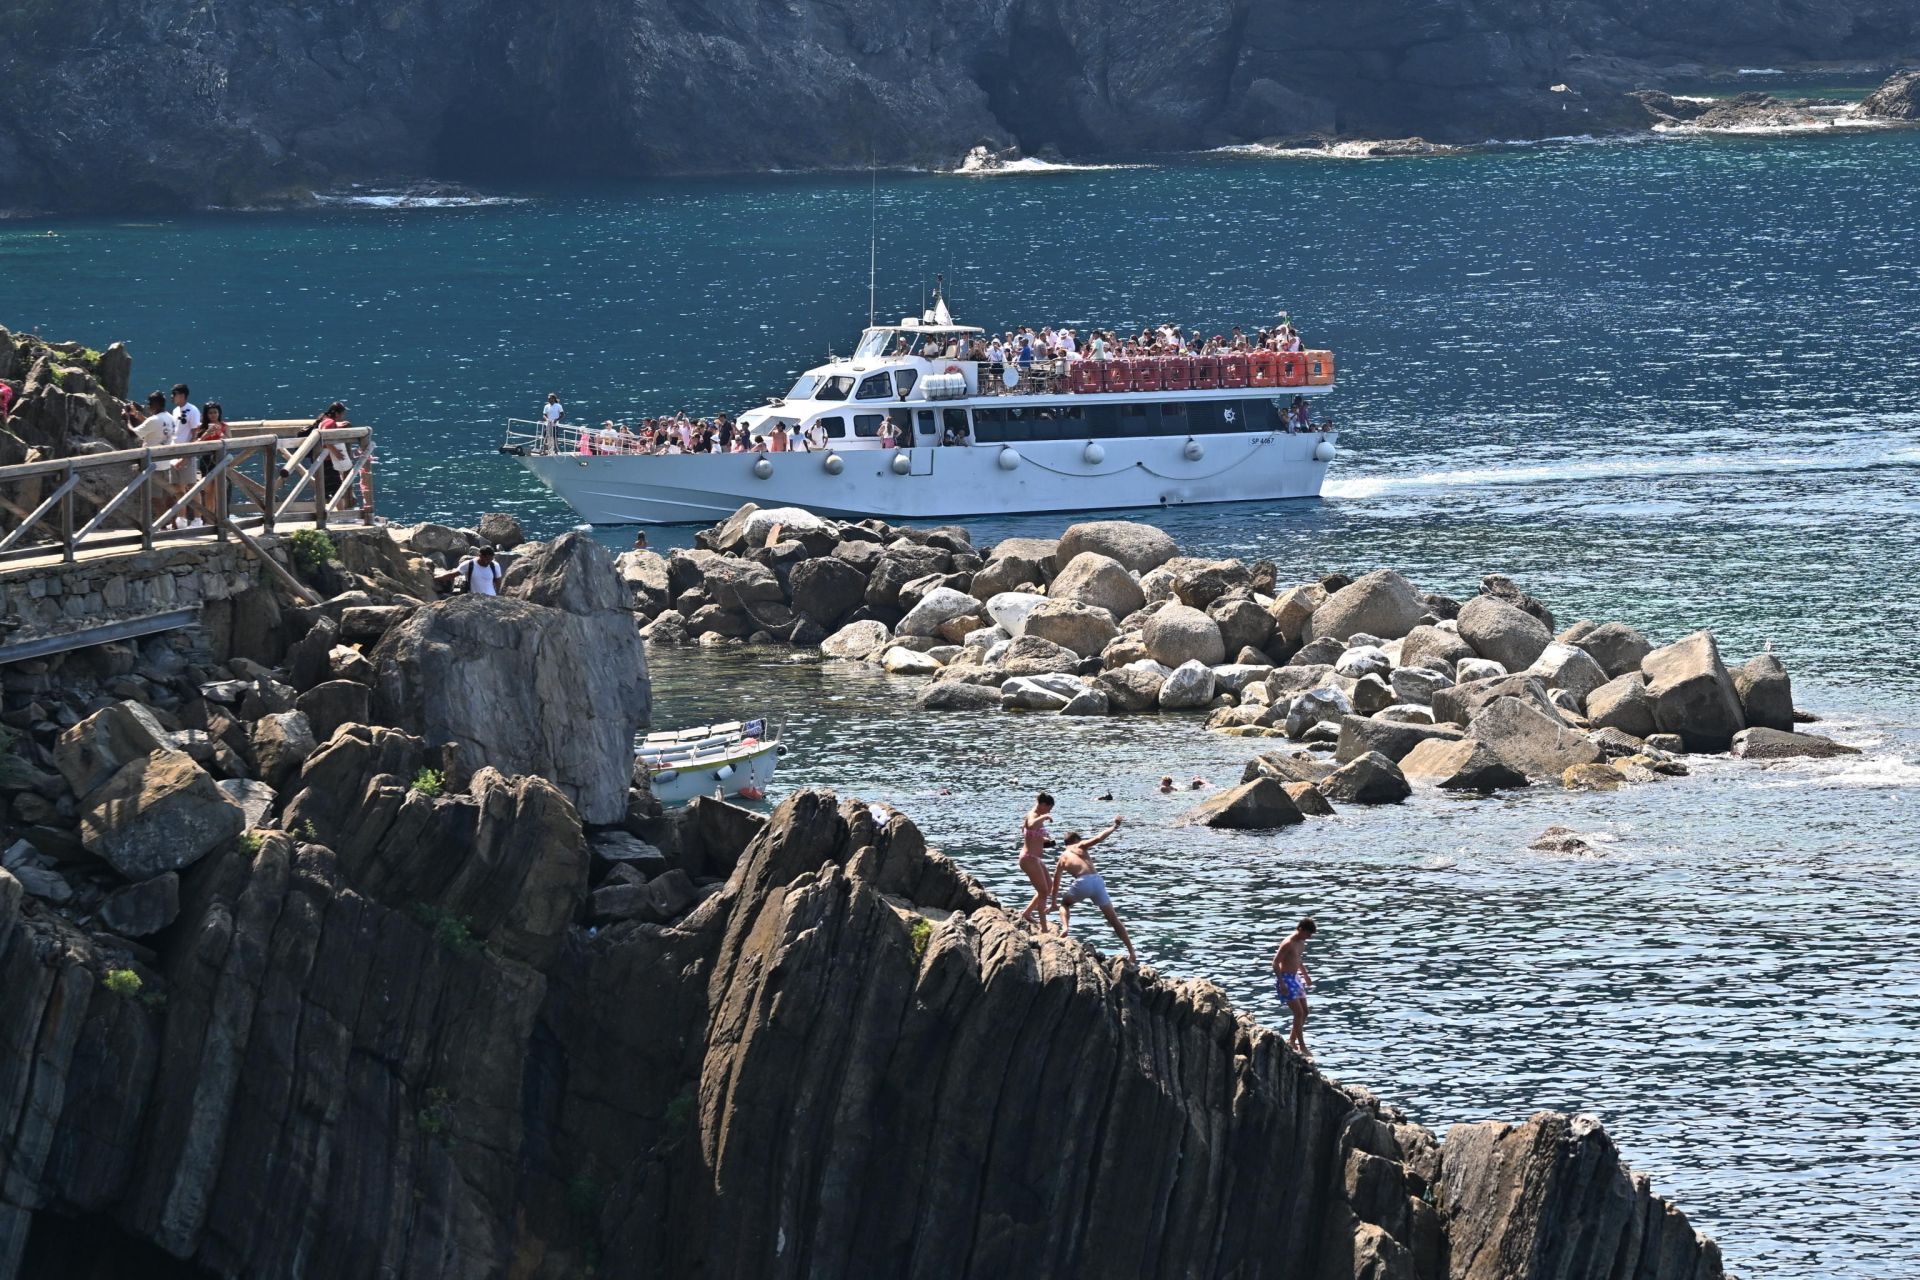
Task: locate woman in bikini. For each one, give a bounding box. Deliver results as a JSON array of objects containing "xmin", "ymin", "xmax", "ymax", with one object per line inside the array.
[
  {"xmin": 1017, "ymin": 792, "xmax": 1057, "ymax": 929},
  {"xmin": 1050, "ymin": 816, "xmax": 1136, "ymax": 964}
]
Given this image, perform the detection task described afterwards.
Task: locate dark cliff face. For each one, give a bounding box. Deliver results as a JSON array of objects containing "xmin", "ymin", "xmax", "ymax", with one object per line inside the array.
[
  {"xmin": 0, "ymin": 0, "xmax": 1914, "ymax": 211},
  {"xmin": 3, "ymin": 779, "xmax": 1722, "ymax": 1279}
]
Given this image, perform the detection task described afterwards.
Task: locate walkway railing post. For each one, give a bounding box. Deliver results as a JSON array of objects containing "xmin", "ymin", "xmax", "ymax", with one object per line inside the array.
[
  {"xmin": 138, "ymin": 452, "xmax": 154, "ymax": 552},
  {"xmin": 60, "ymin": 460, "xmax": 75, "ymax": 565},
  {"xmin": 263, "ymin": 447, "xmax": 278, "ymax": 535},
  {"xmin": 215, "ymin": 441, "xmax": 230, "ymax": 540}
]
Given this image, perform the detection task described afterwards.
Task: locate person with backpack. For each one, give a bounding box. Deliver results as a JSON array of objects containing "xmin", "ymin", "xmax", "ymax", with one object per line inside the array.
[{"xmin": 454, "ymin": 544, "xmax": 504, "ymax": 596}]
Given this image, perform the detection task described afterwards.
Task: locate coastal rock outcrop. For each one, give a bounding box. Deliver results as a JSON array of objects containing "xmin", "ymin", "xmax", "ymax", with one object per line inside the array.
[{"xmin": 372, "ymin": 532, "xmax": 649, "ymax": 824}]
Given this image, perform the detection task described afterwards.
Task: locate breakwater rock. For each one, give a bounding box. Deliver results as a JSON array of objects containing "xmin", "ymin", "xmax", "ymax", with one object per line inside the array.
[
  {"xmin": 4, "ymin": 2, "xmax": 1918, "ymax": 212},
  {"xmin": 638, "ymin": 505, "xmax": 1856, "ymax": 810},
  {"xmin": 1, "ymin": 509, "xmax": 1727, "ymax": 1276}
]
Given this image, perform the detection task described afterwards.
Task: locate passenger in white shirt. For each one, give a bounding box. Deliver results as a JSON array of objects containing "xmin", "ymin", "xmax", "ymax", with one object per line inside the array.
[
  {"xmin": 542, "ymin": 393, "xmax": 563, "ymax": 450},
  {"xmin": 456, "ymin": 546, "xmax": 504, "ymax": 596}
]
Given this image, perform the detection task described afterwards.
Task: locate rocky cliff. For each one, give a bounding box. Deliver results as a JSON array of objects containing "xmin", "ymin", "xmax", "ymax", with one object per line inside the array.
[
  {"xmin": 2, "ymin": 0, "xmax": 1915, "ymax": 212},
  {"xmin": 0, "ymin": 450, "xmax": 1724, "ymax": 1279}
]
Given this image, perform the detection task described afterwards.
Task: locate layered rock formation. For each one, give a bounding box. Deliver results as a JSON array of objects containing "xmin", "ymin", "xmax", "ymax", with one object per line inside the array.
[
  {"xmin": 2, "ymin": 782, "xmax": 1725, "ymax": 1279},
  {"xmin": 2, "ymin": 0, "xmax": 1915, "ymax": 211}
]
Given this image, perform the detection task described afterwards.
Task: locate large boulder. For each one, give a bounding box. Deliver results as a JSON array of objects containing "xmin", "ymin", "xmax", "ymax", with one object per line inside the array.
[
  {"xmin": 916, "ymin": 681, "xmax": 1006, "ymax": 712},
  {"xmin": 1457, "ymin": 594, "xmax": 1553, "ymax": 672},
  {"xmin": 820, "ymin": 619, "xmax": 891, "ymax": 660},
  {"xmin": 1585, "ymin": 673, "xmax": 1657, "ymax": 738},
  {"xmin": 1524, "ymin": 643, "xmax": 1611, "ymax": 706},
  {"xmin": 1054, "ymin": 520, "xmax": 1178, "ymax": 574},
  {"xmin": 1001, "ymin": 674, "xmax": 1086, "ymax": 711},
  {"xmin": 865, "ymin": 546, "xmax": 952, "ymax": 609},
  {"xmin": 1400, "ymin": 624, "xmax": 1476, "ymax": 671},
  {"xmin": 984, "ymin": 590, "xmax": 1049, "ymax": 637},
  {"xmin": 1096, "ymin": 667, "xmax": 1164, "ymax": 712},
  {"xmin": 1181, "ymin": 777, "xmax": 1304, "ymax": 829},
  {"xmin": 1157, "ymin": 660, "xmax": 1217, "ymax": 710},
  {"xmin": 1399, "ymin": 738, "xmax": 1529, "ymax": 791},
  {"xmin": 788, "ymin": 556, "xmax": 868, "ymax": 628},
  {"xmin": 1333, "ymin": 716, "xmax": 1465, "ymax": 763},
  {"xmin": 373, "ymin": 533, "xmax": 650, "ymax": 825},
  {"xmin": 1306, "ymin": 570, "xmax": 1424, "ymax": 643},
  {"xmin": 1022, "ymin": 599, "xmax": 1118, "ymax": 658},
  {"xmin": 1640, "ymin": 630, "xmax": 1745, "ymax": 752},
  {"xmin": 896, "ymin": 586, "xmax": 985, "ymax": 638},
  {"xmin": 1568, "ymin": 621, "xmax": 1653, "ymax": 679},
  {"xmin": 78, "ymin": 749, "xmax": 245, "ymax": 880},
  {"xmin": 998, "ymin": 634, "xmax": 1083, "ymax": 677},
  {"xmin": 98, "ymin": 871, "xmax": 182, "ymax": 937},
  {"xmin": 1285, "ymin": 686, "xmax": 1352, "ymax": 740},
  {"xmin": 1267, "ymin": 584, "xmax": 1325, "ymax": 652},
  {"xmin": 1729, "ymin": 727, "xmax": 1860, "ymax": 760},
  {"xmin": 1733, "ymin": 653, "xmax": 1794, "ymax": 732},
  {"xmin": 1467, "ymin": 697, "xmax": 1602, "ymax": 778},
  {"xmin": 1143, "ymin": 603, "xmax": 1227, "ymax": 668},
  {"xmin": 1389, "ymin": 666, "xmax": 1453, "ymax": 706},
  {"xmin": 1050, "ymin": 552, "xmax": 1146, "ymax": 619},
  {"xmin": 54, "ymin": 700, "xmax": 173, "ymax": 798},
  {"xmin": 1432, "ymin": 674, "xmax": 1561, "ymax": 728},
  {"xmin": 1168, "ymin": 558, "xmax": 1251, "ymax": 609},
  {"xmin": 475, "ymin": 511, "xmax": 525, "ymax": 550},
  {"xmin": 295, "ymin": 679, "xmax": 371, "ymax": 742},
  {"xmin": 970, "ymin": 538, "xmax": 1056, "ymax": 597},
  {"xmin": 1317, "ymin": 751, "xmax": 1411, "ymax": 804},
  {"xmin": 249, "ymin": 710, "xmax": 317, "ymax": 789},
  {"xmin": 1208, "ymin": 595, "xmax": 1274, "ymax": 656},
  {"xmin": 1477, "ymin": 574, "xmax": 1556, "ymax": 631}
]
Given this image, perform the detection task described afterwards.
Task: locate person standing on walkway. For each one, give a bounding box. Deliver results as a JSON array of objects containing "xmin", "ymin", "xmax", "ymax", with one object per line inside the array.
[
  {"xmin": 1272, "ymin": 917, "xmax": 1317, "ymax": 1056},
  {"xmin": 542, "ymin": 393, "xmax": 564, "ymax": 451},
  {"xmin": 1050, "ymin": 816, "xmax": 1136, "ymax": 964},
  {"xmin": 132, "ymin": 391, "xmax": 180, "ymax": 523}
]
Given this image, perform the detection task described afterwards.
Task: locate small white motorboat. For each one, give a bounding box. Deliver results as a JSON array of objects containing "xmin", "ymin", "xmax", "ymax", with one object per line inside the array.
[{"xmin": 637, "ymin": 716, "xmax": 786, "ymax": 807}]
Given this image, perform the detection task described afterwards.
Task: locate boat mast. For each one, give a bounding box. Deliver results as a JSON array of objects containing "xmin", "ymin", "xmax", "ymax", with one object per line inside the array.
[{"xmin": 868, "ymin": 167, "xmax": 877, "ymax": 329}]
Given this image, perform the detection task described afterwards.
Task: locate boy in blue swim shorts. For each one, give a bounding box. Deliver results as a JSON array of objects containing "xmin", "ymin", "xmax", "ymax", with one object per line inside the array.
[{"xmin": 1272, "ymin": 917, "xmax": 1317, "ymax": 1056}]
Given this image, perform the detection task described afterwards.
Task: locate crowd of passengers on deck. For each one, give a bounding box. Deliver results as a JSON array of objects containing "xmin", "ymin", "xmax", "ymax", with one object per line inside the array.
[{"xmin": 901, "ymin": 316, "xmax": 1311, "ymax": 379}]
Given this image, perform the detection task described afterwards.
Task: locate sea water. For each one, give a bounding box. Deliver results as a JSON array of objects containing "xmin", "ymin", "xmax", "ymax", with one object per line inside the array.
[{"xmin": 6, "ymin": 128, "xmax": 1919, "ymax": 1277}]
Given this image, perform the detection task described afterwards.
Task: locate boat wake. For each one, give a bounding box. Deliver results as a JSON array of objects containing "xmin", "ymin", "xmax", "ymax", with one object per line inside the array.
[
  {"xmin": 1324, "ymin": 442, "xmax": 1920, "ymax": 500},
  {"xmin": 951, "ymin": 154, "xmax": 1148, "ymax": 176},
  {"xmin": 314, "ymin": 189, "xmax": 529, "ymax": 209}
]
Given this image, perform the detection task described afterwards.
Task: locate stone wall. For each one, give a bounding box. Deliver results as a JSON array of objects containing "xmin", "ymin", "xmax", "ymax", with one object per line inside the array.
[{"xmin": 0, "ymin": 541, "xmax": 262, "ymax": 649}]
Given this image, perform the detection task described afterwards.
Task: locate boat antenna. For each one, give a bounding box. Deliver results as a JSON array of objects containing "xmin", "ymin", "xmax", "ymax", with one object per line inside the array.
[{"xmin": 868, "ymin": 165, "xmax": 877, "ymax": 328}]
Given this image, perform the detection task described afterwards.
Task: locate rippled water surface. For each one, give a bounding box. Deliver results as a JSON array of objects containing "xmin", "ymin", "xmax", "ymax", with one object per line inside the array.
[{"xmin": 8, "ymin": 129, "xmax": 1920, "ymax": 1277}]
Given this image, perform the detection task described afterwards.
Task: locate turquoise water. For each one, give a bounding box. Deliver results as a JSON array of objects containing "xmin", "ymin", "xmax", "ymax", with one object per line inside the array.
[{"xmin": 7, "ymin": 129, "xmax": 1920, "ymax": 1276}]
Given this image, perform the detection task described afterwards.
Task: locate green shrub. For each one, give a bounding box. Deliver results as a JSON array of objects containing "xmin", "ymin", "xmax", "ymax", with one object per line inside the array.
[
  {"xmin": 413, "ymin": 903, "xmax": 481, "ymax": 955},
  {"xmin": 103, "ymin": 968, "xmax": 143, "ymax": 998},
  {"xmin": 659, "ymin": 1088, "xmax": 696, "ymax": 1151},
  {"xmin": 410, "ymin": 767, "xmax": 445, "ymax": 798},
  {"xmin": 417, "ymin": 1086, "xmax": 453, "ymax": 1137},
  {"xmin": 286, "ymin": 527, "xmax": 336, "ymax": 574},
  {"xmin": 908, "ymin": 916, "xmax": 932, "ymax": 961},
  {"xmin": 238, "ymin": 830, "xmax": 264, "ymax": 855}
]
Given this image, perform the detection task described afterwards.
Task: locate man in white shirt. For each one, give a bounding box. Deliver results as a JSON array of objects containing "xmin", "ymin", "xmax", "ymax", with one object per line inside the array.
[
  {"xmin": 132, "ymin": 391, "xmax": 182, "ymax": 522},
  {"xmin": 170, "ymin": 383, "xmax": 201, "ymax": 445},
  {"xmin": 542, "ymin": 393, "xmax": 563, "ymax": 451},
  {"xmin": 455, "ymin": 545, "xmax": 504, "ymax": 596}
]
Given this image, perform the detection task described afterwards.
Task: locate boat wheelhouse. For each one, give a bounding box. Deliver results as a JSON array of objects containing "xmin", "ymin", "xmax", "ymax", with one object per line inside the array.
[{"xmin": 504, "ymin": 293, "xmax": 1339, "ymax": 525}]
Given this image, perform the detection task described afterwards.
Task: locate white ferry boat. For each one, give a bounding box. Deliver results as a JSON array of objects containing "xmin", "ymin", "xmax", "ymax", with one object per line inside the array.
[{"xmin": 503, "ymin": 292, "xmax": 1339, "ymax": 525}]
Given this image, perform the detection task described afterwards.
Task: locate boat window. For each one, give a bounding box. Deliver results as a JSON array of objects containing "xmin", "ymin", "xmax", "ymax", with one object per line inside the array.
[
  {"xmin": 893, "ymin": 368, "xmax": 919, "ymax": 398},
  {"xmin": 786, "ymin": 374, "xmax": 820, "ymax": 399},
  {"xmin": 855, "ymin": 329, "xmax": 893, "ymax": 359},
  {"xmin": 1118, "ymin": 405, "xmax": 1152, "ymax": 439},
  {"xmin": 817, "ymin": 375, "xmax": 855, "ymax": 402},
  {"xmin": 1000, "ymin": 407, "xmax": 1034, "ymax": 443},
  {"xmin": 1187, "ymin": 401, "xmax": 1233, "ymax": 434},
  {"xmin": 890, "ymin": 408, "xmax": 913, "ymax": 438},
  {"xmin": 853, "ymin": 413, "xmax": 884, "ymax": 437},
  {"xmin": 1252, "ymin": 398, "xmax": 1288, "ymax": 432},
  {"xmin": 942, "ymin": 408, "xmax": 971, "ymax": 444},
  {"xmin": 972, "ymin": 407, "xmax": 1007, "ymax": 443},
  {"xmin": 1083, "ymin": 405, "xmax": 1119, "ymax": 438},
  {"xmin": 1156, "ymin": 404, "xmax": 1189, "ymax": 436},
  {"xmin": 915, "ymin": 410, "xmax": 938, "ymax": 437},
  {"xmin": 856, "ymin": 373, "xmax": 893, "ymax": 401},
  {"xmin": 816, "ymin": 415, "xmax": 847, "ymax": 439}
]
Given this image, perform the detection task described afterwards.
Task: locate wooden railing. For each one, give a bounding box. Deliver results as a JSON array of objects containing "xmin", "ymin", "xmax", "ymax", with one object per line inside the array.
[{"xmin": 0, "ymin": 423, "xmax": 376, "ymax": 567}]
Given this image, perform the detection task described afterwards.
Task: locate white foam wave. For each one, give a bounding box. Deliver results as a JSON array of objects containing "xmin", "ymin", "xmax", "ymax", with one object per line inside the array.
[
  {"xmin": 1322, "ymin": 443, "xmax": 1920, "ymax": 500},
  {"xmin": 951, "ymin": 156, "xmax": 1147, "ymax": 176},
  {"xmin": 1652, "ymin": 113, "xmax": 1904, "ymax": 138},
  {"xmin": 1737, "ymin": 68, "xmax": 1786, "ymax": 76},
  {"xmin": 1211, "ymin": 141, "xmax": 1457, "ymax": 161},
  {"xmin": 1754, "ymin": 753, "xmax": 1920, "ymax": 789},
  {"xmin": 314, "ymin": 192, "xmax": 528, "ymax": 209}
]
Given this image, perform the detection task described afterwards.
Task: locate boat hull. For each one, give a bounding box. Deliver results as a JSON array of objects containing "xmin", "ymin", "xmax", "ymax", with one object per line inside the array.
[
  {"xmin": 645, "ymin": 740, "xmax": 781, "ymax": 806},
  {"xmin": 516, "ymin": 431, "xmax": 1336, "ymax": 524}
]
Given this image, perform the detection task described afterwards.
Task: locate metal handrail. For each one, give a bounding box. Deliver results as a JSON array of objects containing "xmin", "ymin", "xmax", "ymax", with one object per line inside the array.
[{"xmin": 0, "ymin": 426, "xmax": 375, "ymax": 566}]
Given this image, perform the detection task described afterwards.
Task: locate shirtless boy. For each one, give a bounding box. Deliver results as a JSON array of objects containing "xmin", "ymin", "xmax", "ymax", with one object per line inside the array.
[
  {"xmin": 1272, "ymin": 917, "xmax": 1317, "ymax": 1055},
  {"xmin": 1050, "ymin": 817, "xmax": 1136, "ymax": 964}
]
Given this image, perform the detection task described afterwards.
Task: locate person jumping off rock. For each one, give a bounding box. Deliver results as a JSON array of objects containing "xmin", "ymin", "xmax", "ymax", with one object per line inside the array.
[{"xmin": 1050, "ymin": 816, "xmax": 1136, "ymax": 964}]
